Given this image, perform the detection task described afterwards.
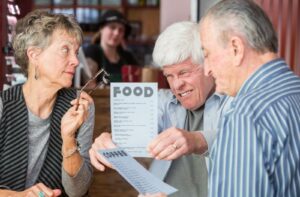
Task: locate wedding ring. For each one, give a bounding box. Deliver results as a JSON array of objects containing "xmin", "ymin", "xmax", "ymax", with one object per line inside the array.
[
  {"xmin": 172, "ymin": 143, "xmax": 178, "ymax": 150},
  {"xmin": 38, "ymin": 191, "xmax": 45, "ymax": 197}
]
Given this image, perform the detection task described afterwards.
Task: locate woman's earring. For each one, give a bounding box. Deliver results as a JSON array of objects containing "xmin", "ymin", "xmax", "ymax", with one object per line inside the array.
[{"xmin": 34, "ymin": 66, "xmax": 39, "ymax": 80}]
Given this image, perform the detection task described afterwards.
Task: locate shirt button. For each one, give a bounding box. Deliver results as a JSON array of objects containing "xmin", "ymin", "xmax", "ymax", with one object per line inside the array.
[{"xmin": 231, "ymin": 102, "xmax": 236, "ymax": 108}]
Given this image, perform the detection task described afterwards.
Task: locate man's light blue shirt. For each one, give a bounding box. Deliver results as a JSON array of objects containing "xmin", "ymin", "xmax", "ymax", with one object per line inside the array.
[{"xmin": 150, "ymin": 89, "xmax": 227, "ymax": 179}]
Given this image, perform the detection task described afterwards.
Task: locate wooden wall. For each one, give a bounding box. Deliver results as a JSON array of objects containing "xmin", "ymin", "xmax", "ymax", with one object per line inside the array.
[
  {"xmin": 127, "ymin": 8, "xmax": 160, "ymax": 39},
  {"xmin": 255, "ymin": 0, "xmax": 300, "ymax": 76}
]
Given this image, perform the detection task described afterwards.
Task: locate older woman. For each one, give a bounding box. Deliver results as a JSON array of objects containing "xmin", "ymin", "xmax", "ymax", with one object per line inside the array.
[{"xmin": 0, "ymin": 10, "xmax": 94, "ymax": 197}]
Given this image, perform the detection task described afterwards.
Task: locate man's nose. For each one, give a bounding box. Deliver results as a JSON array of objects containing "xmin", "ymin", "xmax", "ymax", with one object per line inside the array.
[{"xmin": 173, "ymin": 77, "xmax": 185, "ymax": 90}]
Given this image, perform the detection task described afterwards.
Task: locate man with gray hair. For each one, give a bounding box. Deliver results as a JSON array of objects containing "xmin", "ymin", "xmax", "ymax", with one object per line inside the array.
[
  {"xmin": 200, "ymin": 0, "xmax": 300, "ymax": 196},
  {"xmin": 89, "ymin": 21, "xmax": 226, "ymax": 197}
]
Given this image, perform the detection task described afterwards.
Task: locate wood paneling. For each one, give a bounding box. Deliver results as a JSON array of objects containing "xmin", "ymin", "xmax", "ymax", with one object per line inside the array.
[
  {"xmin": 127, "ymin": 8, "xmax": 160, "ymax": 38},
  {"xmin": 91, "ymin": 89, "xmax": 111, "ymax": 133}
]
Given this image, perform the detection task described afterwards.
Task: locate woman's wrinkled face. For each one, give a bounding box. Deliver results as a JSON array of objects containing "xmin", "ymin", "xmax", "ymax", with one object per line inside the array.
[
  {"xmin": 35, "ymin": 29, "xmax": 80, "ymax": 88},
  {"xmin": 100, "ymin": 22, "xmax": 125, "ymax": 47}
]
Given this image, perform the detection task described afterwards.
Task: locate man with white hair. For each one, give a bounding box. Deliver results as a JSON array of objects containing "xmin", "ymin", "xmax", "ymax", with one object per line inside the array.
[{"xmin": 89, "ymin": 21, "xmax": 226, "ymax": 197}]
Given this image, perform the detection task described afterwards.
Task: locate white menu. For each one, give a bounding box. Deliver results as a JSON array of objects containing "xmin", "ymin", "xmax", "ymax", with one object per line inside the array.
[
  {"xmin": 111, "ymin": 83, "xmax": 158, "ymax": 157},
  {"xmin": 99, "ymin": 148, "xmax": 178, "ymax": 195}
]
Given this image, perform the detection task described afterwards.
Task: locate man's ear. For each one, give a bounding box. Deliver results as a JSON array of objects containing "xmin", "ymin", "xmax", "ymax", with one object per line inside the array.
[
  {"xmin": 230, "ymin": 36, "xmax": 244, "ymax": 67},
  {"xmin": 26, "ymin": 46, "xmax": 41, "ymax": 65}
]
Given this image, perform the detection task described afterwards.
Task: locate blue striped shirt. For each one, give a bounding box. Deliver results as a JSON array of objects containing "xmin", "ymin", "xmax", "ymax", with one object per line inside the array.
[{"xmin": 209, "ymin": 58, "xmax": 300, "ymax": 197}]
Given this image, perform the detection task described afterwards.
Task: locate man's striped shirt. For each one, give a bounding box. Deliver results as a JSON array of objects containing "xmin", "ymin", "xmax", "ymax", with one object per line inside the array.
[{"xmin": 209, "ymin": 58, "xmax": 300, "ymax": 197}]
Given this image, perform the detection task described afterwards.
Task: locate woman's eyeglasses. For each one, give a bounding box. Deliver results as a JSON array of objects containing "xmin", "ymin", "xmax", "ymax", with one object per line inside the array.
[{"xmin": 76, "ymin": 68, "xmax": 110, "ymax": 110}]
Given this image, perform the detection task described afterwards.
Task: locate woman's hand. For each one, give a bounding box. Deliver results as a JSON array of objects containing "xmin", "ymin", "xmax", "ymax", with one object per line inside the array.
[
  {"xmin": 61, "ymin": 91, "xmax": 93, "ymax": 138},
  {"xmin": 89, "ymin": 132, "xmax": 117, "ymax": 171},
  {"xmin": 3, "ymin": 183, "xmax": 61, "ymax": 197}
]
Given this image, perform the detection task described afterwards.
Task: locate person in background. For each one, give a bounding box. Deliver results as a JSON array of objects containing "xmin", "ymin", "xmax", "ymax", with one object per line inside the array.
[
  {"xmin": 200, "ymin": 0, "xmax": 300, "ymax": 196},
  {"xmin": 89, "ymin": 21, "xmax": 227, "ymax": 197},
  {"xmin": 83, "ymin": 9, "xmax": 139, "ymax": 83},
  {"xmin": 0, "ymin": 10, "xmax": 94, "ymax": 197}
]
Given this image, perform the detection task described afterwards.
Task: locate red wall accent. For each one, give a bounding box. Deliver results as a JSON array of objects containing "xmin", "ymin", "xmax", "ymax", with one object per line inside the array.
[{"xmin": 255, "ymin": 0, "xmax": 300, "ymax": 76}]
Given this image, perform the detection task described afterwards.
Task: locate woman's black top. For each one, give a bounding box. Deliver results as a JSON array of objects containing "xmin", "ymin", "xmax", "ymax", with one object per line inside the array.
[{"xmin": 83, "ymin": 44, "xmax": 139, "ymax": 82}]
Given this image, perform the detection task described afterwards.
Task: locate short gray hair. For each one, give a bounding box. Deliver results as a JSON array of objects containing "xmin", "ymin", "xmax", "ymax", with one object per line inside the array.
[
  {"xmin": 203, "ymin": 0, "xmax": 278, "ymax": 53},
  {"xmin": 13, "ymin": 9, "xmax": 83, "ymax": 74},
  {"xmin": 152, "ymin": 21, "xmax": 203, "ymax": 68}
]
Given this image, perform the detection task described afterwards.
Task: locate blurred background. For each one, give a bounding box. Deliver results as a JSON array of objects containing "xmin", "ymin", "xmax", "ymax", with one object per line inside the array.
[
  {"xmin": 1, "ymin": 0, "xmax": 299, "ymax": 196},
  {"xmin": 1, "ymin": 0, "xmax": 299, "ymax": 89}
]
